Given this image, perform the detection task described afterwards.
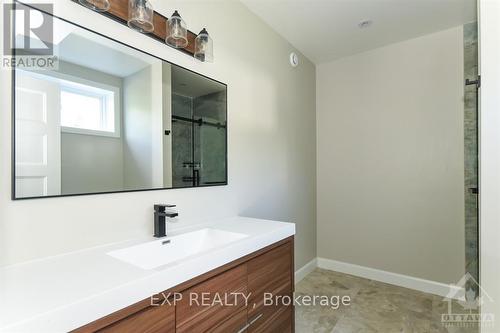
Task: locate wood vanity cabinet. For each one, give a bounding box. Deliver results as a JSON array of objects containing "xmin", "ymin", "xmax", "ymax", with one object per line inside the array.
[
  {"xmin": 247, "ymin": 241, "xmax": 293, "ymax": 333},
  {"xmin": 176, "ymin": 265, "xmax": 248, "ymax": 333},
  {"xmin": 97, "ymin": 304, "xmax": 175, "ymax": 333},
  {"xmin": 74, "ymin": 237, "xmax": 294, "ymax": 333}
]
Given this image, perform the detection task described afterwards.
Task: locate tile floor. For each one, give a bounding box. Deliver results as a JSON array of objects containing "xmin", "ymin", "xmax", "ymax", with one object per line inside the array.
[{"xmin": 295, "ymin": 269, "xmax": 479, "ymax": 333}]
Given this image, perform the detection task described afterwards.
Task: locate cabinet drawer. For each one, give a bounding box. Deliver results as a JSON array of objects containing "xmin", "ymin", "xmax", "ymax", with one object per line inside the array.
[
  {"xmin": 247, "ymin": 242, "xmax": 292, "ymax": 319},
  {"xmin": 248, "ymin": 306, "xmax": 292, "ymax": 333},
  {"xmin": 176, "ymin": 264, "xmax": 248, "ymax": 333},
  {"xmin": 97, "ymin": 304, "xmax": 175, "ymax": 333},
  {"xmin": 208, "ymin": 307, "xmax": 248, "ymax": 333}
]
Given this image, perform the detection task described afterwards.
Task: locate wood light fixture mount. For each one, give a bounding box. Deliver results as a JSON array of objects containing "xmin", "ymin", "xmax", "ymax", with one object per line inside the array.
[{"xmin": 72, "ymin": 0, "xmax": 200, "ymax": 58}]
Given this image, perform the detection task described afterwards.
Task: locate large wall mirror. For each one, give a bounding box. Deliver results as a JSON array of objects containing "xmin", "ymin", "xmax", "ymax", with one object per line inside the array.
[{"xmin": 12, "ymin": 4, "xmax": 227, "ymax": 199}]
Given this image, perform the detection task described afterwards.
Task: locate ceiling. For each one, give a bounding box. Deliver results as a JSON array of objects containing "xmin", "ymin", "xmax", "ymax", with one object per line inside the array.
[
  {"xmin": 56, "ymin": 14, "xmax": 163, "ymax": 78},
  {"xmin": 241, "ymin": 0, "xmax": 477, "ymax": 64},
  {"xmin": 57, "ymin": 33, "xmax": 155, "ymax": 78},
  {"xmin": 16, "ymin": 16, "xmax": 157, "ymax": 78},
  {"xmin": 172, "ymin": 66, "xmax": 226, "ymax": 98}
]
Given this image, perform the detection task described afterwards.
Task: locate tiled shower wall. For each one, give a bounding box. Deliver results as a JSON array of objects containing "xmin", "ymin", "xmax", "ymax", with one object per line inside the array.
[
  {"xmin": 172, "ymin": 94, "xmax": 193, "ymax": 188},
  {"xmin": 463, "ymin": 22, "xmax": 479, "ymax": 281},
  {"xmin": 171, "ymin": 92, "xmax": 227, "ymax": 187},
  {"xmin": 193, "ymin": 92, "xmax": 227, "ymax": 185}
]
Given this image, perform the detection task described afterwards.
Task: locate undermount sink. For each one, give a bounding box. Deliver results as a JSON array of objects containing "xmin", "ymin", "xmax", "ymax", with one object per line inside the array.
[{"xmin": 107, "ymin": 228, "xmax": 248, "ymax": 270}]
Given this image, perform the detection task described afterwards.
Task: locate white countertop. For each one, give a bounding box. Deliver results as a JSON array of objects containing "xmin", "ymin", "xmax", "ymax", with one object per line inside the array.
[{"xmin": 0, "ymin": 216, "xmax": 295, "ymax": 333}]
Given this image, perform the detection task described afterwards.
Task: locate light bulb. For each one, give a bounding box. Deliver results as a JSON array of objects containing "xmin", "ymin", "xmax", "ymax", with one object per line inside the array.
[
  {"xmin": 194, "ymin": 28, "xmax": 213, "ymax": 62},
  {"xmin": 166, "ymin": 11, "xmax": 188, "ymax": 48}
]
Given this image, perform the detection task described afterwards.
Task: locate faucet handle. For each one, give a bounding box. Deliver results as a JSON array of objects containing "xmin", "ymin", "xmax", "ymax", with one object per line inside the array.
[{"xmin": 154, "ymin": 204, "xmax": 176, "ymax": 211}]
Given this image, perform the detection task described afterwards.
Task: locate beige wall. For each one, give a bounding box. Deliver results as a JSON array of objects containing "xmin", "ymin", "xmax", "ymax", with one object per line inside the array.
[
  {"xmin": 0, "ymin": 0, "xmax": 316, "ymax": 269},
  {"xmin": 316, "ymin": 27, "xmax": 465, "ymax": 284}
]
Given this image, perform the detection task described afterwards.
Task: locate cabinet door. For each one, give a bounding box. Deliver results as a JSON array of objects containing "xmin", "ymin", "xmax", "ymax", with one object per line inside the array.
[
  {"xmin": 247, "ymin": 242, "xmax": 293, "ymax": 332},
  {"xmin": 176, "ymin": 265, "xmax": 248, "ymax": 333},
  {"xmin": 97, "ymin": 304, "xmax": 175, "ymax": 333}
]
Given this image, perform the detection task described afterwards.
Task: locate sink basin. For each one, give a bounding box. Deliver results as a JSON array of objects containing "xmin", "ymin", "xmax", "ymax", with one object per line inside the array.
[{"xmin": 107, "ymin": 228, "xmax": 248, "ymax": 269}]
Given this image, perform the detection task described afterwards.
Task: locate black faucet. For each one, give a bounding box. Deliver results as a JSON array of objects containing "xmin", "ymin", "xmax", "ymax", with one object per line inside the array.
[{"xmin": 154, "ymin": 204, "xmax": 178, "ymax": 238}]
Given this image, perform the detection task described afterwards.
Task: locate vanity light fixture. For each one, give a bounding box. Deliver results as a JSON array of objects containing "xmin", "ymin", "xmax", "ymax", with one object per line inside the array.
[
  {"xmin": 76, "ymin": 0, "xmax": 214, "ymax": 61},
  {"xmin": 78, "ymin": 0, "xmax": 110, "ymax": 12},
  {"xmin": 194, "ymin": 28, "xmax": 213, "ymax": 63},
  {"xmin": 128, "ymin": 0, "xmax": 155, "ymax": 33},
  {"xmin": 166, "ymin": 10, "xmax": 189, "ymax": 48}
]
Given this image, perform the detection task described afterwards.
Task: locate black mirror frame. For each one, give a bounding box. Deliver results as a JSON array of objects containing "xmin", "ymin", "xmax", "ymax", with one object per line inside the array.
[{"xmin": 11, "ymin": 1, "xmax": 228, "ymax": 200}]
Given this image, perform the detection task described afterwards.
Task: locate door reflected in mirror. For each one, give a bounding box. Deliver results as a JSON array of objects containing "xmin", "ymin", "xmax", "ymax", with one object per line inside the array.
[{"xmin": 13, "ymin": 6, "xmax": 227, "ymax": 199}]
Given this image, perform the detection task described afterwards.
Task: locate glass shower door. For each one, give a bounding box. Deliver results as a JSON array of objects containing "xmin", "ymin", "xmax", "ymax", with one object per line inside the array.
[{"xmin": 193, "ymin": 120, "xmax": 227, "ymax": 186}]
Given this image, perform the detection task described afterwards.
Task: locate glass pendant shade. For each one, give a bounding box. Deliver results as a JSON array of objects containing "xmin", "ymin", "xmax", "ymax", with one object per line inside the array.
[
  {"xmin": 128, "ymin": 0, "xmax": 154, "ymax": 33},
  {"xmin": 166, "ymin": 11, "xmax": 188, "ymax": 48},
  {"xmin": 78, "ymin": 0, "xmax": 110, "ymax": 12},
  {"xmin": 194, "ymin": 28, "xmax": 214, "ymax": 63}
]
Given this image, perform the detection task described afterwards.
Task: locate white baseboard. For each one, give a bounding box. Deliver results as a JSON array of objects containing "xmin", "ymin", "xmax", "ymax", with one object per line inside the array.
[
  {"xmin": 295, "ymin": 258, "xmax": 318, "ymax": 284},
  {"xmin": 317, "ymin": 257, "xmax": 463, "ymax": 300}
]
